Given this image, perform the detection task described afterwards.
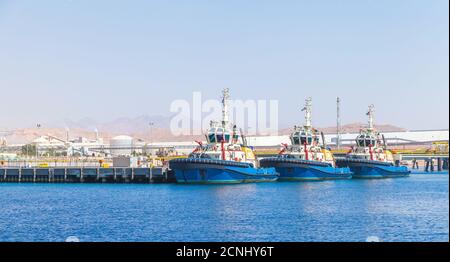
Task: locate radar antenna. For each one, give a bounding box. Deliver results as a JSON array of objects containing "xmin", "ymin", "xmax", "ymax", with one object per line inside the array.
[
  {"xmin": 221, "ymin": 88, "xmax": 230, "ymax": 128},
  {"xmin": 367, "ymin": 104, "xmax": 375, "ymax": 130},
  {"xmin": 302, "ymin": 97, "xmax": 312, "ymax": 128}
]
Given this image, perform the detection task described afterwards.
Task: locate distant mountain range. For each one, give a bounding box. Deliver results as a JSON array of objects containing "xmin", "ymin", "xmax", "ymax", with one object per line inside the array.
[
  {"xmin": 63, "ymin": 114, "xmax": 174, "ymax": 133},
  {"xmin": 1, "ymin": 115, "xmax": 407, "ymax": 145},
  {"xmin": 278, "ymin": 123, "xmax": 406, "ymax": 135}
]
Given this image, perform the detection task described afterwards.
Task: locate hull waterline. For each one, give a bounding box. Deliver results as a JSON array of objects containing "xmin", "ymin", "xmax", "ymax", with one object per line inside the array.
[
  {"xmin": 260, "ymin": 157, "xmax": 353, "ymax": 181},
  {"xmin": 335, "ymin": 158, "xmax": 410, "ymax": 179},
  {"xmin": 169, "ymin": 158, "xmax": 279, "ymax": 184}
]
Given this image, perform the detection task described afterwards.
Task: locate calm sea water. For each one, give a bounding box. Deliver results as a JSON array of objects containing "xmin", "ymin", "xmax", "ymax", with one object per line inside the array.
[{"xmin": 0, "ymin": 173, "xmax": 448, "ymax": 242}]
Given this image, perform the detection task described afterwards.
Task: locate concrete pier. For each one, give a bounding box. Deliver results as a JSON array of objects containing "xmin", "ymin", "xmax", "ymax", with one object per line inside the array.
[{"xmin": 0, "ymin": 167, "xmax": 175, "ymax": 183}]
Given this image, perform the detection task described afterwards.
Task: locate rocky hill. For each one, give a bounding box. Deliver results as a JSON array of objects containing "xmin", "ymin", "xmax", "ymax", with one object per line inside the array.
[
  {"xmin": 278, "ymin": 122, "xmax": 406, "ymax": 135},
  {"xmin": 1, "ymin": 115, "xmax": 406, "ymax": 145}
]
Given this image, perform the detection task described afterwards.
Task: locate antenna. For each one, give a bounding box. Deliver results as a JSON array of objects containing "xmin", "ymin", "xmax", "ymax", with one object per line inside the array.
[
  {"xmin": 240, "ymin": 128, "xmax": 247, "ymax": 147},
  {"xmin": 382, "ymin": 134, "xmax": 387, "ymax": 149},
  {"xmin": 302, "ymin": 97, "xmax": 312, "ymax": 128},
  {"xmin": 367, "ymin": 104, "xmax": 375, "ymax": 130},
  {"xmin": 321, "ymin": 131, "xmax": 326, "ymax": 148},
  {"xmin": 221, "ymin": 88, "xmax": 230, "ymax": 128},
  {"xmin": 336, "ymin": 97, "xmax": 341, "ymax": 150}
]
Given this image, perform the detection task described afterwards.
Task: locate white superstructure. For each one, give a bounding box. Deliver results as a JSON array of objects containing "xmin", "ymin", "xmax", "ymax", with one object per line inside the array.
[
  {"xmin": 188, "ymin": 88, "xmax": 258, "ymax": 166},
  {"xmin": 279, "ymin": 98, "xmax": 335, "ymax": 166}
]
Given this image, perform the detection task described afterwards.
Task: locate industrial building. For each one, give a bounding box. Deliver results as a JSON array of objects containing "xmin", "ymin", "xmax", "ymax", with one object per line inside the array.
[
  {"xmin": 125, "ymin": 129, "xmax": 450, "ymax": 155},
  {"xmin": 246, "ymin": 129, "xmax": 450, "ymax": 149},
  {"xmin": 0, "ymin": 129, "xmax": 448, "ymax": 161}
]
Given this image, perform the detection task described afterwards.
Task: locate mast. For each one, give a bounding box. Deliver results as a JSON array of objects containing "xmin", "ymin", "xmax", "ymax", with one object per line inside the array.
[
  {"xmin": 336, "ymin": 97, "xmax": 341, "ymax": 150},
  {"xmin": 302, "ymin": 97, "xmax": 312, "ymax": 128},
  {"xmin": 94, "ymin": 128, "xmax": 99, "ymax": 141},
  {"xmin": 221, "ymin": 88, "xmax": 230, "ymax": 128},
  {"xmin": 367, "ymin": 104, "xmax": 375, "ymax": 131},
  {"xmin": 65, "ymin": 127, "xmax": 70, "ymax": 142}
]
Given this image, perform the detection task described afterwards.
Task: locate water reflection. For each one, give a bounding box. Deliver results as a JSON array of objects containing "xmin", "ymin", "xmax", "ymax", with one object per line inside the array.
[{"xmin": 0, "ymin": 175, "xmax": 447, "ymax": 241}]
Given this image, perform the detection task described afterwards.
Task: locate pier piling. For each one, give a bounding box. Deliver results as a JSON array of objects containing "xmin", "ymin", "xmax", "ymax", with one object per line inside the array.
[
  {"xmin": 0, "ymin": 167, "xmax": 170, "ymax": 184},
  {"xmin": 150, "ymin": 168, "xmax": 153, "ymax": 183}
]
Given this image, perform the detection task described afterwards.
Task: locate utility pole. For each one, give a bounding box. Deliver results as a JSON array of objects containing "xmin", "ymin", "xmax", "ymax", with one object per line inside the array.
[
  {"xmin": 336, "ymin": 97, "xmax": 341, "ymax": 150},
  {"xmin": 65, "ymin": 127, "xmax": 70, "ymax": 142},
  {"xmin": 149, "ymin": 122, "xmax": 154, "ymax": 164},
  {"xmin": 36, "ymin": 123, "xmax": 41, "ymax": 166}
]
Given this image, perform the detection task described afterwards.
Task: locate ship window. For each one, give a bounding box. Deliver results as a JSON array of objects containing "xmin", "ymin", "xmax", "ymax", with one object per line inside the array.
[
  {"xmin": 307, "ymin": 136, "xmax": 313, "ymax": 144},
  {"xmin": 293, "ymin": 136, "xmax": 300, "ymax": 145},
  {"xmin": 215, "ymin": 128, "xmax": 223, "ymax": 142},
  {"xmin": 208, "ymin": 133, "xmax": 216, "ymax": 143},
  {"xmin": 224, "ymin": 133, "xmax": 231, "ymax": 143},
  {"xmin": 300, "ymin": 136, "xmax": 307, "ymax": 145},
  {"xmin": 357, "ymin": 137, "xmax": 365, "ymax": 147}
]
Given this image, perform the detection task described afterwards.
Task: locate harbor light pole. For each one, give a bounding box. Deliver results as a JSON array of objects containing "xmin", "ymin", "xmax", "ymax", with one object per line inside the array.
[
  {"xmin": 36, "ymin": 123, "xmax": 41, "ymax": 165},
  {"xmin": 337, "ymin": 97, "xmax": 341, "ymax": 150},
  {"xmin": 149, "ymin": 122, "xmax": 154, "ymax": 163}
]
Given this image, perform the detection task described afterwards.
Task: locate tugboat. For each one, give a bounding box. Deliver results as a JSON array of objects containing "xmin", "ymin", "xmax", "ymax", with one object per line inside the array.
[
  {"xmin": 260, "ymin": 98, "xmax": 353, "ymax": 181},
  {"xmin": 335, "ymin": 105, "xmax": 410, "ymax": 178},
  {"xmin": 169, "ymin": 89, "xmax": 279, "ymax": 184}
]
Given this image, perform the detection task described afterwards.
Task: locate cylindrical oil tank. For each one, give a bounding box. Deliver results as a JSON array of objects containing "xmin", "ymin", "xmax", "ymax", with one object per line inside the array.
[{"xmin": 110, "ymin": 135, "xmax": 134, "ymax": 156}]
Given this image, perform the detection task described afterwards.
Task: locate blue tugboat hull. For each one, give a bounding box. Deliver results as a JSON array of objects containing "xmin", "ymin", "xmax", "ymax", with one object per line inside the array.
[
  {"xmin": 259, "ymin": 157, "xmax": 352, "ymax": 181},
  {"xmin": 335, "ymin": 158, "xmax": 410, "ymax": 178},
  {"xmin": 169, "ymin": 158, "xmax": 279, "ymax": 184}
]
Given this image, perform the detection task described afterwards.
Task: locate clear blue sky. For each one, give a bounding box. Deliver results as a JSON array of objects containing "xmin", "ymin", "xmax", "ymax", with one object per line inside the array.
[{"xmin": 0, "ymin": 0, "xmax": 448, "ymax": 129}]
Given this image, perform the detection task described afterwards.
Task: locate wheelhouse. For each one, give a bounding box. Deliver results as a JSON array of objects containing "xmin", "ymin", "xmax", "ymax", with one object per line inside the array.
[
  {"xmin": 356, "ymin": 133, "xmax": 377, "ymax": 147},
  {"xmin": 207, "ymin": 126, "xmax": 231, "ymax": 144},
  {"xmin": 290, "ymin": 128, "xmax": 314, "ymax": 146}
]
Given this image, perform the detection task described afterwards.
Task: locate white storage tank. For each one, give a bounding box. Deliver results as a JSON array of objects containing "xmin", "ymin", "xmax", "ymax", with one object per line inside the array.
[{"xmin": 110, "ymin": 135, "xmax": 134, "ymax": 156}]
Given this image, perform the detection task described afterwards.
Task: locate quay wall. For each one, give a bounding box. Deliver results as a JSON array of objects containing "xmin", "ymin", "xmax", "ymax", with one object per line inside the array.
[{"xmin": 0, "ymin": 167, "xmax": 174, "ymax": 183}]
